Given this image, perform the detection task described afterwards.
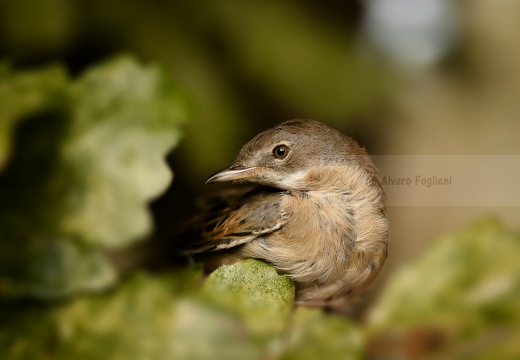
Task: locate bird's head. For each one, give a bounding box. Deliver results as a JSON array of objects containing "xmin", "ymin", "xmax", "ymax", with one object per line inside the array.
[{"xmin": 206, "ymin": 119, "xmax": 379, "ymax": 191}]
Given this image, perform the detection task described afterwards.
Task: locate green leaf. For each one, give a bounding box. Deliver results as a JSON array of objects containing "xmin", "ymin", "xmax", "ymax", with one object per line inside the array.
[
  {"xmin": 0, "ymin": 239, "xmax": 116, "ymax": 299},
  {"xmin": 0, "ymin": 274, "xmax": 171, "ymax": 360},
  {"xmin": 281, "ymin": 307, "xmax": 363, "ymax": 360},
  {"xmin": 368, "ymin": 218, "xmax": 520, "ymax": 358},
  {"xmin": 203, "ymin": 259, "xmax": 295, "ymax": 340},
  {"xmin": 0, "ymin": 56, "xmax": 190, "ymax": 299},
  {"xmin": 170, "ymin": 298, "xmax": 260, "ymax": 360},
  {"xmin": 60, "ymin": 56, "xmax": 189, "ymax": 247},
  {"xmin": 0, "ymin": 273, "xmax": 262, "ymax": 360}
]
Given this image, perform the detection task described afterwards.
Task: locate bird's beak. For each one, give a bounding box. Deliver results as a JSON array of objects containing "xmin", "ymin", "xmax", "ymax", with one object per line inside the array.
[{"xmin": 205, "ymin": 165, "xmax": 258, "ymax": 185}]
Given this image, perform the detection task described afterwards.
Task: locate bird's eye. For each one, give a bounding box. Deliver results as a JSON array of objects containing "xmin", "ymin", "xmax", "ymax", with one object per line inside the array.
[{"xmin": 272, "ymin": 145, "xmax": 289, "ymax": 159}]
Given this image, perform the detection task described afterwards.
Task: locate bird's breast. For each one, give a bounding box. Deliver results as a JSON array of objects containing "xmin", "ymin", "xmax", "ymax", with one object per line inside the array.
[
  {"xmin": 256, "ymin": 190, "xmax": 357, "ymax": 282},
  {"xmin": 285, "ymin": 190, "xmax": 355, "ymax": 238}
]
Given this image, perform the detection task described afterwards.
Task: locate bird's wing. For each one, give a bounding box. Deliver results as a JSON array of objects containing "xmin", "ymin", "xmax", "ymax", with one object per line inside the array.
[{"xmin": 179, "ymin": 186, "xmax": 289, "ymax": 254}]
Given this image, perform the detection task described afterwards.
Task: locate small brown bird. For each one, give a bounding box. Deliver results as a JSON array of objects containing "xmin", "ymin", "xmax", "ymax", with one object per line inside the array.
[{"xmin": 181, "ymin": 119, "xmax": 388, "ymax": 308}]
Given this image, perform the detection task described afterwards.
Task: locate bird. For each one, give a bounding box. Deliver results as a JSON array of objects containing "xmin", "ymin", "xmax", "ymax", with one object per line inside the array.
[{"xmin": 179, "ymin": 119, "xmax": 389, "ymax": 309}]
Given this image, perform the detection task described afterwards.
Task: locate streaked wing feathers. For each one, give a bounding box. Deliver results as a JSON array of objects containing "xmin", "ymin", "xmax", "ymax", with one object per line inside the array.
[{"xmin": 179, "ymin": 186, "xmax": 289, "ymax": 253}]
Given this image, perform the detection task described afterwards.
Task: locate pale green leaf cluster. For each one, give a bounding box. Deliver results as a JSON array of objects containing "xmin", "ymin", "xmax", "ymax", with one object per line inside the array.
[{"xmin": 0, "ymin": 56, "xmax": 189, "ymax": 299}]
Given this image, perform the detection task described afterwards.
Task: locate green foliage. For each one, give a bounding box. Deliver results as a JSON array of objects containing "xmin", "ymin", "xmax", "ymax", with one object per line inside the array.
[
  {"xmin": 0, "ymin": 56, "xmax": 189, "ymax": 299},
  {"xmin": 0, "ymin": 260, "xmax": 359, "ymax": 360},
  {"xmin": 169, "ymin": 298, "xmax": 261, "ymax": 360},
  {"xmin": 203, "ymin": 259, "xmax": 295, "ymax": 340},
  {"xmin": 282, "ymin": 307, "xmax": 363, "ymax": 360},
  {"xmin": 368, "ymin": 219, "xmax": 520, "ymax": 358},
  {"xmin": 197, "ymin": 260, "xmax": 362, "ymax": 359},
  {"xmin": 0, "ymin": 240, "xmax": 115, "ymax": 299},
  {"xmin": 0, "ymin": 274, "xmax": 177, "ymax": 360},
  {"xmin": 62, "ymin": 57, "xmax": 188, "ymax": 247}
]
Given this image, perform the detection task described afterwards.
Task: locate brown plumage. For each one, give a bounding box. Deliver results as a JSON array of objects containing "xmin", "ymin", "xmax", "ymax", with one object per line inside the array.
[{"xmin": 180, "ymin": 119, "xmax": 389, "ymax": 308}]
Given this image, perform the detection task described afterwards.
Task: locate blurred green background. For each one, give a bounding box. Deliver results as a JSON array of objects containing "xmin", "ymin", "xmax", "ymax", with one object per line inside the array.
[{"xmin": 1, "ymin": 0, "xmax": 519, "ymax": 359}]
